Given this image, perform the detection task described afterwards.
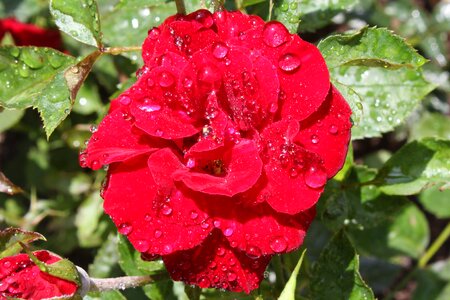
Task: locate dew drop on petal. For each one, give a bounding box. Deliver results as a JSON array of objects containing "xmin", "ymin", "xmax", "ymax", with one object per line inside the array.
[
  {"xmin": 269, "ymin": 236, "xmax": 288, "ymax": 253},
  {"xmin": 311, "ymin": 134, "xmax": 319, "ymax": 144},
  {"xmin": 289, "ymin": 167, "xmax": 299, "ymax": 178},
  {"xmin": 136, "ymin": 240, "xmax": 150, "ymax": 252},
  {"xmin": 119, "ymin": 95, "xmax": 131, "ymax": 105},
  {"xmin": 198, "ymin": 65, "xmax": 221, "ymax": 83},
  {"xmin": 263, "ymin": 22, "xmax": 289, "ymax": 48},
  {"xmin": 2, "ymin": 261, "xmax": 11, "ymax": 268},
  {"xmin": 246, "ymin": 245, "xmax": 262, "ymax": 259},
  {"xmin": 144, "ymin": 214, "xmax": 152, "ymax": 221},
  {"xmin": 159, "ymin": 71, "xmax": 174, "ymax": 87},
  {"xmin": 154, "ymin": 230, "xmax": 162, "ymax": 238},
  {"xmin": 198, "ymin": 276, "xmax": 210, "ymax": 288},
  {"xmin": 224, "ymin": 227, "xmax": 234, "ymax": 236},
  {"xmin": 147, "ymin": 78, "xmax": 155, "ymax": 87},
  {"xmin": 213, "ymin": 220, "xmax": 221, "ymax": 228},
  {"xmin": 190, "ymin": 210, "xmax": 199, "ymax": 219},
  {"xmin": 161, "ymin": 205, "xmax": 173, "ymax": 215},
  {"xmin": 148, "ymin": 28, "xmax": 160, "ymax": 40},
  {"xmin": 163, "ymin": 244, "xmax": 173, "ymax": 254},
  {"xmin": 201, "ymin": 221, "xmax": 210, "ymax": 229},
  {"xmin": 212, "ymin": 43, "xmax": 229, "ymax": 59},
  {"xmin": 118, "ymin": 223, "xmax": 133, "ymax": 235},
  {"xmin": 227, "ymin": 271, "xmax": 237, "ymax": 282},
  {"xmin": 269, "ymin": 102, "xmax": 278, "ymax": 113},
  {"xmin": 186, "ymin": 158, "xmax": 196, "ymax": 168},
  {"xmin": 217, "ymin": 247, "xmax": 225, "ymax": 256},
  {"xmin": 304, "ymin": 166, "xmax": 327, "ymax": 189},
  {"xmin": 329, "ymin": 125, "xmax": 338, "ymax": 135},
  {"xmin": 278, "ymin": 53, "xmax": 301, "ymax": 72}
]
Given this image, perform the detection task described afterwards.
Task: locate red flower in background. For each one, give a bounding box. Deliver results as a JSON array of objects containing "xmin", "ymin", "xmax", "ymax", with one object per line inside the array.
[
  {"xmin": 0, "ymin": 18, "xmax": 63, "ymax": 50},
  {"xmin": 0, "ymin": 251, "xmax": 78, "ymax": 299},
  {"xmin": 81, "ymin": 10, "xmax": 351, "ymax": 292}
]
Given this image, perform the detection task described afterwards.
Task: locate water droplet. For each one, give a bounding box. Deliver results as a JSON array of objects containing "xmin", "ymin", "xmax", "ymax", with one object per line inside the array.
[
  {"xmin": 144, "ymin": 214, "xmax": 152, "ymax": 221},
  {"xmin": 198, "ymin": 276, "xmax": 210, "ymax": 288},
  {"xmin": 263, "ymin": 22, "xmax": 289, "ymax": 48},
  {"xmin": 154, "ymin": 230, "xmax": 162, "ymax": 238},
  {"xmin": 2, "ymin": 261, "xmax": 11, "ymax": 268},
  {"xmin": 118, "ymin": 223, "xmax": 133, "ymax": 235},
  {"xmin": 278, "ymin": 53, "xmax": 301, "ymax": 72},
  {"xmin": 269, "ymin": 102, "xmax": 278, "ymax": 113},
  {"xmin": 201, "ymin": 221, "xmax": 210, "ymax": 229},
  {"xmin": 217, "ymin": 247, "xmax": 225, "ymax": 256},
  {"xmin": 119, "ymin": 96, "xmax": 131, "ymax": 106},
  {"xmin": 10, "ymin": 48, "xmax": 20, "ymax": 57},
  {"xmin": 89, "ymin": 125, "xmax": 98, "ymax": 133},
  {"xmin": 136, "ymin": 240, "xmax": 150, "ymax": 252},
  {"xmin": 190, "ymin": 210, "xmax": 199, "ymax": 219},
  {"xmin": 19, "ymin": 65, "xmax": 30, "ymax": 78},
  {"xmin": 227, "ymin": 271, "xmax": 237, "ymax": 282},
  {"xmin": 186, "ymin": 158, "xmax": 196, "ymax": 168},
  {"xmin": 163, "ymin": 244, "xmax": 173, "ymax": 254},
  {"xmin": 139, "ymin": 103, "xmax": 161, "ymax": 113},
  {"xmin": 147, "ymin": 78, "xmax": 155, "ymax": 87},
  {"xmin": 311, "ymin": 134, "xmax": 319, "ymax": 144},
  {"xmin": 305, "ymin": 166, "xmax": 327, "ymax": 188},
  {"xmin": 161, "ymin": 204, "xmax": 173, "ymax": 216},
  {"xmin": 224, "ymin": 227, "xmax": 234, "ymax": 236},
  {"xmin": 212, "ymin": 42, "xmax": 229, "ymax": 59},
  {"xmin": 269, "ymin": 236, "xmax": 288, "ymax": 252},
  {"xmin": 159, "ymin": 71, "xmax": 174, "ymax": 87},
  {"xmin": 148, "ymin": 28, "xmax": 160, "ymax": 40},
  {"xmin": 329, "ymin": 125, "xmax": 338, "ymax": 135},
  {"xmin": 213, "ymin": 220, "xmax": 221, "ymax": 228},
  {"xmin": 91, "ymin": 160, "xmax": 100, "ymax": 170},
  {"xmin": 246, "ymin": 245, "xmax": 262, "ymax": 259}
]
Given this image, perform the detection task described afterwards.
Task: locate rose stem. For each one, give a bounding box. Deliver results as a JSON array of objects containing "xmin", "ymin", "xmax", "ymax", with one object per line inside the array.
[
  {"xmin": 175, "ymin": 0, "xmax": 186, "ymax": 15},
  {"xmin": 89, "ymin": 275, "xmax": 155, "ymax": 292}
]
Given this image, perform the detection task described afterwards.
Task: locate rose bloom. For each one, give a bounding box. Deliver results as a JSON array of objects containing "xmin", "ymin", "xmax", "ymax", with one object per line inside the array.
[
  {"xmin": 81, "ymin": 9, "xmax": 351, "ymax": 292},
  {"xmin": 0, "ymin": 251, "xmax": 78, "ymax": 299},
  {"xmin": 0, "ymin": 18, "xmax": 63, "ymax": 50}
]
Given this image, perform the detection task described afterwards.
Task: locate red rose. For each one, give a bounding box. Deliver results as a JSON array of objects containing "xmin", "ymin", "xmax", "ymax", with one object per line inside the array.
[
  {"xmin": 81, "ymin": 10, "xmax": 351, "ymax": 292},
  {"xmin": 0, "ymin": 251, "xmax": 78, "ymax": 299},
  {"xmin": 0, "ymin": 18, "xmax": 63, "ymax": 51}
]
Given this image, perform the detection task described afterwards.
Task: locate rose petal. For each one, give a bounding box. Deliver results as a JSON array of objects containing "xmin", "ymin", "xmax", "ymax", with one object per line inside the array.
[
  {"xmin": 163, "ymin": 230, "xmax": 271, "ymax": 293},
  {"xmin": 104, "ymin": 155, "xmax": 212, "ymax": 255},
  {"xmin": 81, "ymin": 109, "xmax": 157, "ymax": 170},
  {"xmin": 174, "ymin": 139, "xmax": 263, "ymax": 197},
  {"xmin": 295, "ymin": 86, "xmax": 352, "ymax": 176}
]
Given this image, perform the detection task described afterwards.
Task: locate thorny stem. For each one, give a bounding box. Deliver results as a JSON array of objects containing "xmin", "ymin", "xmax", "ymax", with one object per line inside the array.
[
  {"xmin": 383, "ymin": 222, "xmax": 450, "ymax": 300},
  {"xmin": 175, "ymin": 0, "xmax": 186, "ymax": 15},
  {"xmin": 89, "ymin": 276, "xmax": 155, "ymax": 292}
]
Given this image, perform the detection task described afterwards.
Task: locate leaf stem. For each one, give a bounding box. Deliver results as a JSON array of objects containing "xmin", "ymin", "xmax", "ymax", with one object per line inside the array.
[
  {"xmin": 175, "ymin": 0, "xmax": 186, "ymax": 15},
  {"xmin": 418, "ymin": 221, "xmax": 450, "ymax": 268},
  {"xmin": 89, "ymin": 275, "xmax": 154, "ymax": 292},
  {"xmin": 383, "ymin": 222, "xmax": 450, "ymax": 300},
  {"xmin": 102, "ymin": 46, "xmax": 142, "ymax": 55}
]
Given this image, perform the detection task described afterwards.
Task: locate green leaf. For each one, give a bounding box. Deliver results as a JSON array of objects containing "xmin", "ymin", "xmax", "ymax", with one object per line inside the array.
[
  {"xmin": 409, "ymin": 112, "xmax": 450, "ymax": 141},
  {"xmin": 350, "ymin": 200, "xmax": 429, "ymax": 259},
  {"xmin": 0, "ymin": 46, "xmax": 76, "ymax": 138},
  {"xmin": 0, "ymin": 108, "xmax": 24, "ymax": 133},
  {"xmin": 273, "ymin": 0, "xmax": 359, "ymax": 33},
  {"xmin": 414, "ymin": 259, "xmax": 450, "ymax": 300},
  {"xmin": 375, "ymin": 138, "xmax": 450, "ymax": 195},
  {"xmin": 318, "ymin": 27, "xmax": 435, "ymax": 139},
  {"xmin": 75, "ymin": 192, "xmax": 106, "ymax": 247},
  {"xmin": 44, "ymin": 257, "xmax": 81, "ymax": 285},
  {"xmin": 101, "ymin": 0, "xmax": 175, "ymax": 61},
  {"xmin": 0, "ymin": 171, "xmax": 24, "ymax": 195},
  {"xmin": 0, "ymin": 228, "xmax": 45, "ymax": 259},
  {"xmin": 419, "ymin": 185, "xmax": 450, "ymax": 219},
  {"xmin": 310, "ymin": 231, "xmax": 375, "ymax": 300},
  {"xmin": 50, "ymin": 0, "xmax": 102, "ymax": 47},
  {"xmin": 278, "ymin": 249, "xmax": 306, "ymax": 300}
]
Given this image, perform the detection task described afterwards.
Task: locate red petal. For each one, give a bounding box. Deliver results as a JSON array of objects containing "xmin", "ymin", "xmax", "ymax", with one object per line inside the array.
[
  {"xmin": 259, "ymin": 120, "xmax": 326, "ymax": 214},
  {"xmin": 174, "ymin": 139, "xmax": 263, "ymax": 196},
  {"xmin": 203, "ymin": 200, "xmax": 316, "ymax": 255},
  {"xmin": 295, "ymin": 86, "xmax": 352, "ymax": 176},
  {"xmin": 104, "ymin": 155, "xmax": 211, "ymax": 255},
  {"xmin": 163, "ymin": 230, "xmax": 271, "ymax": 293},
  {"xmin": 278, "ymin": 35, "xmax": 330, "ymax": 121},
  {"xmin": 81, "ymin": 109, "xmax": 157, "ymax": 170}
]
